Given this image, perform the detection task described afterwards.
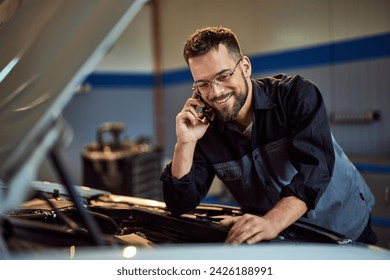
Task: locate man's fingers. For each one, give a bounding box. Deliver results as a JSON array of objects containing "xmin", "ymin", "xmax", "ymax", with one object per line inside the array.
[
  {"xmin": 219, "ymin": 216, "xmax": 237, "ymax": 227},
  {"xmin": 221, "ymin": 214, "xmax": 273, "ymax": 245},
  {"xmin": 225, "ymin": 218, "xmax": 254, "ymax": 244}
]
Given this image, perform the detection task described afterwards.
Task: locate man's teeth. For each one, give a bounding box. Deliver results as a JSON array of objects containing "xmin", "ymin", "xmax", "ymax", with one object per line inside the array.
[{"xmin": 216, "ymin": 93, "xmax": 232, "ymax": 104}]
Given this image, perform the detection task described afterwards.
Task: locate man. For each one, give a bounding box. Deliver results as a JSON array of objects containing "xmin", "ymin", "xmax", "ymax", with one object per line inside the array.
[{"xmin": 160, "ymin": 26, "xmax": 376, "ymax": 245}]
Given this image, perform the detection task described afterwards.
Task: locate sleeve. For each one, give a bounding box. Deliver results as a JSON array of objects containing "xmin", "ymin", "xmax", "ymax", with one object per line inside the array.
[
  {"xmin": 279, "ymin": 76, "xmax": 335, "ymax": 210},
  {"xmin": 160, "ymin": 149, "xmax": 215, "ymax": 216}
]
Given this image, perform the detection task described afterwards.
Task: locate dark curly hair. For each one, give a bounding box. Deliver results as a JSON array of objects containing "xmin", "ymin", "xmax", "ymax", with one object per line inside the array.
[{"xmin": 183, "ymin": 26, "xmax": 242, "ymax": 64}]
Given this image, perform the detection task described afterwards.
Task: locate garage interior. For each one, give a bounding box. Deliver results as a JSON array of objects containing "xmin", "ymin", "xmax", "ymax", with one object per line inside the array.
[{"xmin": 0, "ymin": 0, "xmax": 389, "ymax": 255}]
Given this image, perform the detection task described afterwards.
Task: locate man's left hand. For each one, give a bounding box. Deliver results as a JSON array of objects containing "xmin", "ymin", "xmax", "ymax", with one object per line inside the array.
[{"xmin": 219, "ymin": 214, "xmax": 279, "ymax": 244}]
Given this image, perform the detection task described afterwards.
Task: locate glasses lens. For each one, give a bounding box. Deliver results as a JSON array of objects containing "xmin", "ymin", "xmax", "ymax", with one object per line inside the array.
[
  {"xmin": 195, "ymin": 82, "xmax": 210, "ymax": 95},
  {"xmin": 215, "ymin": 71, "xmax": 233, "ymax": 82}
]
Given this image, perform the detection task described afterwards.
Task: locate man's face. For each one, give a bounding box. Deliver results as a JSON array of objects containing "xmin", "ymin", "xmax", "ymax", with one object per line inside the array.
[{"xmin": 189, "ymin": 44, "xmax": 251, "ymax": 123}]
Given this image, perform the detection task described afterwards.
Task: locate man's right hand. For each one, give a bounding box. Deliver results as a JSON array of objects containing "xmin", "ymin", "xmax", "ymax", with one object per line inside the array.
[
  {"xmin": 175, "ymin": 96, "xmax": 211, "ymax": 145},
  {"xmin": 171, "ymin": 94, "xmax": 213, "ymax": 179}
]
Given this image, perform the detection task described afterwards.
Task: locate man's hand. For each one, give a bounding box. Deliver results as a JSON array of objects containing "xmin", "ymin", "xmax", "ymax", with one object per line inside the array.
[
  {"xmin": 175, "ymin": 96, "xmax": 209, "ymax": 145},
  {"xmin": 220, "ymin": 196, "xmax": 308, "ymax": 244},
  {"xmin": 171, "ymin": 92, "xmax": 213, "ymax": 179},
  {"xmin": 220, "ymin": 214, "xmax": 279, "ymax": 244}
]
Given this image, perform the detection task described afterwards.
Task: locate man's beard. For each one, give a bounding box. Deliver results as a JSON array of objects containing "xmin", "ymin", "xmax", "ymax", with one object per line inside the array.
[{"xmin": 216, "ymin": 72, "xmax": 249, "ymax": 123}]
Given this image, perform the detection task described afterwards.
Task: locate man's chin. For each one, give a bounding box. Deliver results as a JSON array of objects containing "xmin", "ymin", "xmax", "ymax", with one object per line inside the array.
[{"xmin": 217, "ymin": 110, "xmax": 236, "ymax": 123}]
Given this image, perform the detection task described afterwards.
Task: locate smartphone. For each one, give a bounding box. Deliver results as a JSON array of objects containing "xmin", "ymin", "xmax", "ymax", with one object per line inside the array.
[{"xmin": 193, "ymin": 89, "xmax": 213, "ymax": 123}]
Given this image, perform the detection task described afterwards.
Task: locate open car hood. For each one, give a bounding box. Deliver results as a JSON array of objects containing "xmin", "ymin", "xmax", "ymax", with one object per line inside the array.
[{"xmin": 0, "ymin": 0, "xmax": 146, "ymax": 212}]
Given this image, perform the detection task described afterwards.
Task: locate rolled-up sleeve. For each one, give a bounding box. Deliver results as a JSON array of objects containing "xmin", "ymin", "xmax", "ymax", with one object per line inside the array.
[
  {"xmin": 160, "ymin": 151, "xmax": 214, "ymax": 216},
  {"xmin": 279, "ymin": 76, "xmax": 335, "ymax": 210}
]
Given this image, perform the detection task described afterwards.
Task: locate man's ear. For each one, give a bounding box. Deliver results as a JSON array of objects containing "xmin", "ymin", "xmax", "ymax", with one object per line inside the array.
[{"xmin": 242, "ymin": 56, "xmax": 252, "ymax": 77}]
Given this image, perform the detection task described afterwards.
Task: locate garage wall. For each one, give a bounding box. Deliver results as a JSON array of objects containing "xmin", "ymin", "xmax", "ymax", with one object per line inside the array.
[
  {"xmin": 159, "ymin": 0, "xmax": 390, "ymax": 68},
  {"xmin": 52, "ymin": 0, "xmax": 390, "ymax": 185}
]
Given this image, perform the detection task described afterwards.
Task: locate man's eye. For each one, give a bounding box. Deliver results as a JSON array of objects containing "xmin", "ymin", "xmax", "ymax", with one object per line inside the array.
[
  {"xmin": 217, "ymin": 72, "xmax": 231, "ymax": 81},
  {"xmin": 197, "ymin": 83, "xmax": 209, "ymax": 89}
]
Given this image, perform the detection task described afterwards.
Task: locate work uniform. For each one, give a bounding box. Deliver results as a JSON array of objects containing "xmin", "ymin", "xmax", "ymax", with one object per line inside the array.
[{"xmin": 161, "ymin": 74, "xmax": 375, "ymax": 241}]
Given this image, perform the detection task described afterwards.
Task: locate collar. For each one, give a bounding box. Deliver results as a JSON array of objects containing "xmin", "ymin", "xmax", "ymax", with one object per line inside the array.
[{"xmin": 252, "ymin": 79, "xmax": 275, "ymax": 110}]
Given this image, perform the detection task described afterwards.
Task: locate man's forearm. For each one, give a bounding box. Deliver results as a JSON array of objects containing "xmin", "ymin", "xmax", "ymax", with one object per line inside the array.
[
  {"xmin": 171, "ymin": 142, "xmax": 197, "ymax": 179},
  {"xmin": 263, "ymin": 196, "xmax": 308, "ymax": 235}
]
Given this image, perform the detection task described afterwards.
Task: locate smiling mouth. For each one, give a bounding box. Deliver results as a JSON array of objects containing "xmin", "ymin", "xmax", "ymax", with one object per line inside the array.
[{"xmin": 215, "ymin": 93, "xmax": 233, "ymax": 105}]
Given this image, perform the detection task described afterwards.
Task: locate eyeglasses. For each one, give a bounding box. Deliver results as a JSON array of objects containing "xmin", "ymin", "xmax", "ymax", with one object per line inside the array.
[{"xmin": 192, "ymin": 58, "xmax": 242, "ymax": 96}]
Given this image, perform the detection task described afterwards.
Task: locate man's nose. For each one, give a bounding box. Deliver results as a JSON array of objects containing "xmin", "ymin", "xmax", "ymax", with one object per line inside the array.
[{"xmin": 210, "ymin": 80, "xmax": 224, "ymax": 95}]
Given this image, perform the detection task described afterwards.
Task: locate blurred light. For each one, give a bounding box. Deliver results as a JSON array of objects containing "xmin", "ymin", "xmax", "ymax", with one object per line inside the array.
[
  {"xmin": 70, "ymin": 245, "xmax": 76, "ymax": 259},
  {"xmin": 122, "ymin": 246, "xmax": 137, "ymax": 258},
  {"xmin": 0, "ymin": 57, "xmax": 19, "ymax": 82}
]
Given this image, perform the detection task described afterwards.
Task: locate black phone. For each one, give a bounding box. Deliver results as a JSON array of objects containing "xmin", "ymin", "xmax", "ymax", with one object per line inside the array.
[{"xmin": 194, "ymin": 90, "xmax": 213, "ymax": 123}]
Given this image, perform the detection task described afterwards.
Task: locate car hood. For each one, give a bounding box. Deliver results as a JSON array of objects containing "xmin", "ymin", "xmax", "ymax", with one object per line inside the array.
[{"xmin": 0, "ymin": 0, "xmax": 146, "ymax": 212}]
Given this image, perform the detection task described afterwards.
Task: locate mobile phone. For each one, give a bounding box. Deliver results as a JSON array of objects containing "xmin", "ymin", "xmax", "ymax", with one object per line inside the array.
[{"xmin": 194, "ymin": 89, "xmax": 213, "ymax": 123}]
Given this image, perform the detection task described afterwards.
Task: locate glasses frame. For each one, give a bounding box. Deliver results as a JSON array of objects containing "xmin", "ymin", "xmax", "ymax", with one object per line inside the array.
[{"xmin": 192, "ymin": 58, "xmax": 242, "ymax": 97}]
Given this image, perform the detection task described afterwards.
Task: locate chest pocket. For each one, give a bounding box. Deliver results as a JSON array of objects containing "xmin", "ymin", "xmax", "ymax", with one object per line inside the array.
[
  {"xmin": 213, "ymin": 161, "xmax": 242, "ymax": 181},
  {"xmin": 262, "ymin": 137, "xmax": 297, "ymax": 186}
]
